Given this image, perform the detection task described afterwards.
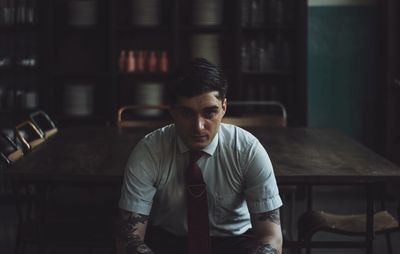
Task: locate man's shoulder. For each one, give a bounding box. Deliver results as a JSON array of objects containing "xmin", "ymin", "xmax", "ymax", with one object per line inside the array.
[
  {"xmin": 144, "ymin": 124, "xmax": 175, "ymax": 139},
  {"xmin": 140, "ymin": 124, "xmax": 176, "ymax": 148},
  {"xmin": 219, "ymin": 123, "xmax": 259, "ymax": 149}
]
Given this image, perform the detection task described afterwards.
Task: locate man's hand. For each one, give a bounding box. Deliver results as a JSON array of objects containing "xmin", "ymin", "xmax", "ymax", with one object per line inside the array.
[
  {"xmin": 253, "ymin": 243, "xmax": 278, "ymax": 254},
  {"xmin": 250, "ymin": 208, "xmax": 283, "ymax": 254},
  {"xmin": 116, "ymin": 209, "xmax": 154, "ymax": 254}
]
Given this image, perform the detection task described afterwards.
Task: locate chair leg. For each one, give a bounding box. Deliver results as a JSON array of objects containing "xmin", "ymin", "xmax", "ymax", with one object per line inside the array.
[
  {"xmin": 15, "ymin": 240, "xmax": 26, "ymax": 254},
  {"xmin": 385, "ymin": 232, "xmax": 393, "ymax": 254},
  {"xmin": 14, "ymin": 227, "xmax": 22, "ymax": 254}
]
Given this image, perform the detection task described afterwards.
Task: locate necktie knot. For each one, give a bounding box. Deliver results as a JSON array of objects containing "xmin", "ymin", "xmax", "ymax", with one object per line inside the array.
[
  {"xmin": 187, "ymin": 151, "xmax": 204, "ymax": 185},
  {"xmin": 189, "ymin": 151, "xmax": 203, "ymax": 163}
]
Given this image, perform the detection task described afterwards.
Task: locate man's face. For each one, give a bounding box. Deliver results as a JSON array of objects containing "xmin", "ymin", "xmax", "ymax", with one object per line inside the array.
[{"xmin": 170, "ymin": 91, "xmax": 227, "ymax": 151}]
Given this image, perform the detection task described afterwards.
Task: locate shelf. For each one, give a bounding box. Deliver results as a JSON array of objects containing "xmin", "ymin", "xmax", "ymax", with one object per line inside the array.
[
  {"xmin": 56, "ymin": 26, "xmax": 105, "ymax": 35},
  {"xmin": 117, "ymin": 72, "xmax": 169, "ymax": 78},
  {"xmin": 0, "ymin": 65, "xmax": 38, "ymax": 72},
  {"xmin": 0, "ymin": 66, "xmax": 13, "ymax": 72},
  {"xmin": 241, "ymin": 25, "xmax": 296, "ymax": 31},
  {"xmin": 179, "ymin": 25, "xmax": 234, "ymax": 33},
  {"xmin": 116, "ymin": 26, "xmax": 172, "ymax": 33},
  {"xmin": 242, "ymin": 70, "xmax": 295, "ymax": 76},
  {"xmin": 53, "ymin": 73, "xmax": 109, "ymax": 79},
  {"xmin": 0, "ymin": 23, "xmax": 38, "ymax": 32}
]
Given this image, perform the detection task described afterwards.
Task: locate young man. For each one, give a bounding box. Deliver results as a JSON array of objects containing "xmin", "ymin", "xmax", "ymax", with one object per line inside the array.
[{"xmin": 117, "ymin": 58, "xmax": 282, "ymax": 254}]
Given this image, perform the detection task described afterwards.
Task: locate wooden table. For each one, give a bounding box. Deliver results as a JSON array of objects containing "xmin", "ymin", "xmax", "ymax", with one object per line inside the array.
[
  {"xmin": 255, "ymin": 128, "xmax": 400, "ymax": 253},
  {"xmin": 6, "ymin": 126, "xmax": 400, "ymax": 253}
]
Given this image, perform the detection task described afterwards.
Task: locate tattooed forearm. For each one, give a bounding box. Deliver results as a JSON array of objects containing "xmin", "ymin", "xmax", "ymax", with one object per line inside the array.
[
  {"xmin": 257, "ymin": 209, "xmax": 280, "ymax": 225},
  {"xmin": 116, "ymin": 210, "xmax": 154, "ymax": 254},
  {"xmin": 254, "ymin": 243, "xmax": 278, "ymax": 254},
  {"xmin": 127, "ymin": 236, "xmax": 153, "ymax": 254}
]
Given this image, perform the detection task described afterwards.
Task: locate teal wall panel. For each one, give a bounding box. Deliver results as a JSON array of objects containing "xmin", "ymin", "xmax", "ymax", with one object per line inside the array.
[{"xmin": 307, "ymin": 5, "xmax": 378, "ymax": 147}]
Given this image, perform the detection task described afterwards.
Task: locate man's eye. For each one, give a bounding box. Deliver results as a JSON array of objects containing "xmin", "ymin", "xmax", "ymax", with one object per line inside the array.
[{"xmin": 204, "ymin": 110, "xmax": 218, "ymax": 118}]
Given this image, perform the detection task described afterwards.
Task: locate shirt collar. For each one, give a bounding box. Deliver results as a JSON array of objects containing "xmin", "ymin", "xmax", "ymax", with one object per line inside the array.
[{"xmin": 177, "ymin": 131, "xmax": 219, "ymax": 157}]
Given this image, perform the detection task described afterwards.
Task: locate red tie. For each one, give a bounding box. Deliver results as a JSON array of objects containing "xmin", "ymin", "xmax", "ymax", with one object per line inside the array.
[{"xmin": 186, "ymin": 151, "xmax": 212, "ymax": 254}]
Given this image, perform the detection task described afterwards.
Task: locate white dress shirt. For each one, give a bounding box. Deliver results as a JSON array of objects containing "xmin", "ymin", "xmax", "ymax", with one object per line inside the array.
[{"xmin": 119, "ymin": 123, "xmax": 282, "ymax": 236}]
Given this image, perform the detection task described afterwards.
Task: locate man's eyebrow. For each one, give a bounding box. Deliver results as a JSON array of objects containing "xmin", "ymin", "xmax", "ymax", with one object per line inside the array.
[{"xmin": 203, "ymin": 106, "xmax": 219, "ymax": 111}]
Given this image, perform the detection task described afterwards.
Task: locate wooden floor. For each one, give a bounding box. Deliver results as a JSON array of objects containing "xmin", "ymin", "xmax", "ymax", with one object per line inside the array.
[{"xmin": 1, "ymin": 186, "xmax": 399, "ymax": 254}]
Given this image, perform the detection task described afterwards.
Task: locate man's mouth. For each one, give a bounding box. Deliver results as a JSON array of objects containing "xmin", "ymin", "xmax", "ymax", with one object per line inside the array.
[{"xmin": 191, "ymin": 135, "xmax": 207, "ymax": 142}]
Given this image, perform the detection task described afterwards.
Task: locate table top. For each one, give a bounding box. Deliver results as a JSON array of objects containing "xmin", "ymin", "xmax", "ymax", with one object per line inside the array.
[
  {"xmin": 257, "ymin": 128, "xmax": 400, "ymax": 184},
  {"xmin": 6, "ymin": 126, "xmax": 400, "ymax": 185}
]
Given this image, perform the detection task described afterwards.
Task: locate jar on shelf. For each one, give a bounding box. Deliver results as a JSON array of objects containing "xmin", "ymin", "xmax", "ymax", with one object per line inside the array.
[
  {"xmin": 192, "ymin": 0, "xmax": 223, "ymax": 26},
  {"xmin": 64, "ymin": 84, "xmax": 94, "ymax": 116},
  {"xmin": 241, "ymin": 43, "xmax": 250, "ymax": 72},
  {"xmin": 240, "ymin": 0, "xmax": 251, "ymax": 27},
  {"xmin": 133, "ymin": 82, "xmax": 164, "ymax": 117},
  {"xmin": 148, "ymin": 51, "xmax": 158, "ymax": 72},
  {"xmin": 131, "ymin": 0, "xmax": 161, "ymax": 26},
  {"xmin": 191, "ymin": 34, "xmax": 220, "ymax": 65},
  {"xmin": 136, "ymin": 51, "xmax": 146, "ymax": 72},
  {"xmin": 24, "ymin": 90, "xmax": 39, "ymax": 109},
  {"xmin": 250, "ymin": 0, "xmax": 265, "ymax": 27},
  {"xmin": 126, "ymin": 50, "xmax": 137, "ymax": 72},
  {"xmin": 269, "ymin": 0, "xmax": 284, "ymax": 25},
  {"xmin": 68, "ymin": 0, "xmax": 97, "ymax": 26},
  {"xmin": 159, "ymin": 51, "xmax": 168, "ymax": 73}
]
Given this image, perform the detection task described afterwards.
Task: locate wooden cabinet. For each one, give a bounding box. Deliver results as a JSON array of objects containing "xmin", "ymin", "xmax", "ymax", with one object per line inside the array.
[
  {"xmin": 42, "ymin": 0, "xmax": 112, "ymax": 126},
  {"xmin": 2, "ymin": 0, "xmax": 307, "ymax": 126},
  {"xmin": 0, "ymin": 0, "xmax": 41, "ymax": 124},
  {"xmin": 380, "ymin": 0, "xmax": 400, "ymax": 165}
]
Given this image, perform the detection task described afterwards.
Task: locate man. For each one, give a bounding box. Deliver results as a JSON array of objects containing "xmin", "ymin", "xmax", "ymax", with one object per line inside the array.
[{"xmin": 117, "ymin": 58, "xmax": 282, "ymax": 254}]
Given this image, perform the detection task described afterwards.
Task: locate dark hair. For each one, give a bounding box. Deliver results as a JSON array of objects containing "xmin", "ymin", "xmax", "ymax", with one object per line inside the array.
[{"xmin": 167, "ymin": 58, "xmax": 228, "ymax": 106}]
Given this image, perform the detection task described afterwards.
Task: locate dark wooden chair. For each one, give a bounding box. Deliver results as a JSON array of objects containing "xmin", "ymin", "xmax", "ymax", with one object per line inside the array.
[
  {"xmin": 297, "ymin": 187, "xmax": 400, "ymax": 254},
  {"xmin": 0, "ymin": 132, "xmax": 24, "ymax": 165},
  {"xmin": 29, "ymin": 111, "xmax": 58, "ymax": 139},
  {"xmin": 117, "ymin": 104, "xmax": 171, "ymax": 130},
  {"xmin": 14, "ymin": 121, "xmax": 45, "ymax": 151},
  {"xmin": 222, "ymin": 100, "xmax": 287, "ymax": 127}
]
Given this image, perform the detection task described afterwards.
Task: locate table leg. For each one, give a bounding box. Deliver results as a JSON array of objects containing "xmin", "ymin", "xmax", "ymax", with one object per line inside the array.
[
  {"xmin": 366, "ymin": 184, "xmax": 375, "ymax": 254},
  {"xmin": 306, "ymin": 185, "xmax": 313, "ymax": 211},
  {"xmin": 36, "ymin": 183, "xmax": 47, "ymax": 254}
]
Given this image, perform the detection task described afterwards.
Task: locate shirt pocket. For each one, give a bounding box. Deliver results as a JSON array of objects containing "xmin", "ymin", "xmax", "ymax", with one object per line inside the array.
[{"xmin": 213, "ymin": 193, "xmax": 245, "ymax": 225}]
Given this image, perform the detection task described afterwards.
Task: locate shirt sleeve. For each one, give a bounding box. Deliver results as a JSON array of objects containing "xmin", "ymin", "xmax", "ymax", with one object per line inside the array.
[
  {"xmin": 243, "ymin": 140, "xmax": 282, "ymax": 214},
  {"xmin": 118, "ymin": 138, "xmax": 158, "ymax": 215}
]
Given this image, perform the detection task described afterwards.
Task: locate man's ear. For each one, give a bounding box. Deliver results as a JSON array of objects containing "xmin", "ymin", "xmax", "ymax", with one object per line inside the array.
[{"xmin": 221, "ymin": 98, "xmax": 227, "ymax": 116}]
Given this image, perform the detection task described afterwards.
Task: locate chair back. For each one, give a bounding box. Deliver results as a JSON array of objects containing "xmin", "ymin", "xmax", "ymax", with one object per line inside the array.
[
  {"xmin": 0, "ymin": 132, "xmax": 24, "ymax": 164},
  {"xmin": 222, "ymin": 100, "xmax": 287, "ymax": 128},
  {"xmin": 29, "ymin": 110, "xmax": 58, "ymax": 139},
  {"xmin": 15, "ymin": 121, "xmax": 45, "ymax": 151},
  {"xmin": 117, "ymin": 104, "xmax": 171, "ymax": 130}
]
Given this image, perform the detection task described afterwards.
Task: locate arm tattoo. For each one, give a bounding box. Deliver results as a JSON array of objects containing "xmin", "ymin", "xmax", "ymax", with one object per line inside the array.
[
  {"xmin": 257, "ymin": 208, "xmax": 280, "ymax": 225},
  {"xmin": 116, "ymin": 211, "xmax": 153, "ymax": 254},
  {"xmin": 254, "ymin": 243, "xmax": 278, "ymax": 254}
]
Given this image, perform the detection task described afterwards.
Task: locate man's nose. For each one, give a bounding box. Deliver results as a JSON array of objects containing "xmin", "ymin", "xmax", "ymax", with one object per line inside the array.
[{"xmin": 194, "ymin": 116, "xmax": 205, "ymax": 131}]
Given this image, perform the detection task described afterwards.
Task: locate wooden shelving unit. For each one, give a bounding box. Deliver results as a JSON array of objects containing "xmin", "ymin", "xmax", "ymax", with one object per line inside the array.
[{"xmin": 1, "ymin": 0, "xmax": 307, "ymax": 127}]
